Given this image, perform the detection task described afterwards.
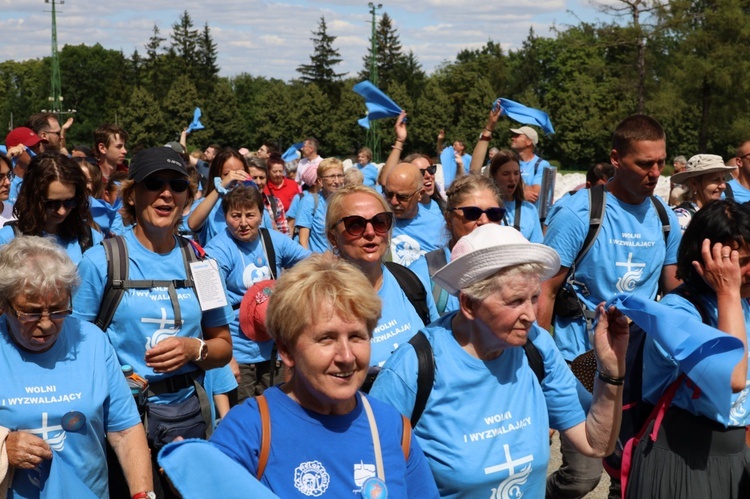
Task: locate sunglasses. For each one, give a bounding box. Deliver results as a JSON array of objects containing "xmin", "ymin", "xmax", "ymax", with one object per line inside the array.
[
  {"xmin": 335, "ymin": 212, "xmax": 393, "ymax": 236},
  {"xmin": 143, "ymin": 176, "xmax": 190, "ymax": 193},
  {"xmin": 44, "ymin": 198, "xmax": 77, "ymax": 211},
  {"xmin": 420, "ymin": 165, "xmax": 437, "ymax": 176},
  {"xmin": 450, "ymin": 206, "xmax": 506, "ymax": 222},
  {"xmin": 382, "ymin": 188, "xmax": 420, "ymax": 203}
]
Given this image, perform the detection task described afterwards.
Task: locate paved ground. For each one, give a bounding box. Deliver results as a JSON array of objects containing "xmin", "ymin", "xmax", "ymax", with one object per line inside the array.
[{"xmin": 546, "ymin": 431, "xmax": 610, "ymax": 499}]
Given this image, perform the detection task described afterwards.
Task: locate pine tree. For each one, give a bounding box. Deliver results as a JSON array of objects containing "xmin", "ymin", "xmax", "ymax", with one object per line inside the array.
[
  {"xmin": 360, "ymin": 12, "xmax": 407, "ymax": 89},
  {"xmin": 296, "ymin": 17, "xmax": 344, "ymax": 96},
  {"xmin": 171, "ymin": 11, "xmax": 199, "ymax": 66},
  {"xmin": 119, "ymin": 87, "xmax": 166, "ymax": 148},
  {"xmin": 197, "ymin": 23, "xmax": 220, "ymax": 81}
]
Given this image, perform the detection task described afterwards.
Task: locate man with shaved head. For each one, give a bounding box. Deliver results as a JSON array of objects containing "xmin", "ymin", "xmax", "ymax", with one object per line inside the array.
[{"xmin": 385, "ymin": 162, "xmax": 447, "ymax": 266}]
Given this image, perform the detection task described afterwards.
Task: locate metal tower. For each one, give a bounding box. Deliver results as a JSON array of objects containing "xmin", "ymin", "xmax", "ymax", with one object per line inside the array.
[
  {"xmin": 366, "ymin": 3, "xmax": 382, "ymax": 162},
  {"xmin": 44, "ymin": 0, "xmax": 65, "ymax": 117}
]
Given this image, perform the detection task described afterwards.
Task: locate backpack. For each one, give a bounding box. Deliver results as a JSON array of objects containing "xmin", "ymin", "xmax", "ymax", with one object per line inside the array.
[
  {"xmin": 6, "ymin": 219, "xmax": 94, "ymax": 255},
  {"xmin": 553, "ymin": 184, "xmax": 671, "ymax": 321},
  {"xmin": 512, "ymin": 198, "xmax": 522, "ymax": 232},
  {"xmin": 425, "ymin": 249, "xmax": 450, "ymax": 316},
  {"xmin": 254, "ymin": 392, "xmax": 412, "ymax": 480},
  {"xmin": 383, "ymin": 261, "xmax": 431, "ymax": 326},
  {"xmin": 407, "ymin": 330, "xmax": 545, "ymax": 428}
]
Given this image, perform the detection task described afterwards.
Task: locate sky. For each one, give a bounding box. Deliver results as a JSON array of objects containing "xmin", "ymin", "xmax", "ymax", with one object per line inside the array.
[{"xmin": 0, "ymin": 0, "xmax": 613, "ymax": 81}]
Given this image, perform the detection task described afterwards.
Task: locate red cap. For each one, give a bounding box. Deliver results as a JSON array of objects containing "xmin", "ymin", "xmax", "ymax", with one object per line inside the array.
[
  {"xmin": 5, "ymin": 127, "xmax": 43, "ymax": 148},
  {"xmin": 239, "ymin": 280, "xmax": 277, "ymax": 342}
]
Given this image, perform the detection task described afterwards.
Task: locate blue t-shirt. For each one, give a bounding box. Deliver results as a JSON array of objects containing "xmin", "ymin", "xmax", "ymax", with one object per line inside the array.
[
  {"xmin": 89, "ymin": 196, "xmax": 124, "ymax": 237},
  {"xmin": 438, "ymin": 148, "xmax": 472, "ymax": 189},
  {"xmin": 643, "ymin": 292, "xmax": 750, "ymax": 427},
  {"xmin": 520, "ymin": 155, "xmax": 549, "ymax": 188},
  {"xmin": 195, "ymin": 198, "xmax": 273, "ymax": 247},
  {"xmin": 210, "ymin": 387, "xmax": 439, "ymax": 498},
  {"xmin": 390, "ymin": 204, "xmax": 448, "ymax": 266},
  {"xmin": 370, "ymin": 313, "xmax": 585, "ymax": 498},
  {"xmin": 421, "ymin": 199, "xmax": 443, "ymax": 218},
  {"xmin": 355, "ymin": 163, "xmax": 379, "ymax": 187},
  {"xmin": 204, "ymin": 365, "xmax": 238, "ymax": 429},
  {"xmin": 408, "ymin": 246, "xmax": 459, "ymax": 316},
  {"xmin": 727, "ymin": 179, "xmax": 750, "ymax": 203},
  {"xmin": 372, "ymin": 264, "xmax": 440, "ymax": 367},
  {"xmin": 0, "ymin": 226, "xmax": 103, "ymax": 265},
  {"xmin": 0, "ymin": 316, "xmax": 140, "ymax": 499},
  {"xmin": 9, "ymin": 175, "xmax": 22, "ymax": 205},
  {"xmin": 72, "ymin": 230, "xmax": 234, "ymax": 404},
  {"xmin": 503, "ymin": 199, "xmax": 543, "ymax": 243},
  {"xmin": 543, "ymin": 188, "xmax": 681, "ymax": 360},
  {"xmin": 295, "ymin": 192, "xmax": 328, "ymax": 253},
  {"xmin": 205, "ymin": 228, "xmax": 311, "ymax": 364}
]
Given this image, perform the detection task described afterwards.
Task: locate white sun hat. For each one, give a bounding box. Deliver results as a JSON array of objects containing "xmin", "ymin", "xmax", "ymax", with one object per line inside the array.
[{"xmin": 432, "ymin": 224, "xmax": 560, "ymax": 296}]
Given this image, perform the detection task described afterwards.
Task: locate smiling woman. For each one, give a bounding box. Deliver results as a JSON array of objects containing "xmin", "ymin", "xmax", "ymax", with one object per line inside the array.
[{"xmin": 205, "ymin": 253, "xmax": 440, "ymax": 498}]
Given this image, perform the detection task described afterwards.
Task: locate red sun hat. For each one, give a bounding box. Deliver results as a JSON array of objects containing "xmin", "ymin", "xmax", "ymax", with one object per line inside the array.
[{"xmin": 239, "ymin": 280, "xmax": 277, "ymax": 342}]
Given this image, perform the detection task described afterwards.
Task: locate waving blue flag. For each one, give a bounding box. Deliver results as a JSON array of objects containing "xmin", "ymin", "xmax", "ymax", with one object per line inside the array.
[
  {"xmin": 353, "ymin": 81, "xmax": 403, "ymax": 129},
  {"xmin": 282, "ymin": 142, "xmax": 304, "ymax": 162},
  {"xmin": 39, "ymin": 450, "xmax": 98, "ymax": 498},
  {"xmin": 496, "ymin": 98, "xmax": 555, "ymax": 135},
  {"xmin": 607, "ymin": 293, "xmax": 744, "ymax": 414},
  {"xmin": 187, "ymin": 107, "xmax": 205, "ymax": 133}
]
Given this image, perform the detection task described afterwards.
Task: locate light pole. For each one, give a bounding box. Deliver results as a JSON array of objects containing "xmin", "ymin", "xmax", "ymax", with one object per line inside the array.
[
  {"xmin": 42, "ymin": 0, "xmax": 75, "ymax": 121},
  {"xmin": 366, "ymin": 2, "xmax": 382, "ymax": 162}
]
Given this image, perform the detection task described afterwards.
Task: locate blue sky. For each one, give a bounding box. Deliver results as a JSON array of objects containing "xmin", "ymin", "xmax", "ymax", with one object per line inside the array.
[{"xmin": 0, "ymin": 0, "xmax": 612, "ymax": 81}]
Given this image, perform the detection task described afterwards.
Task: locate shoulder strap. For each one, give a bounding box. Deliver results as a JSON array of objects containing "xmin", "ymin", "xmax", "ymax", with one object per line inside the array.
[
  {"xmin": 724, "ymin": 182, "xmax": 734, "ymax": 200},
  {"xmin": 400, "ymin": 415, "xmax": 412, "ymax": 461},
  {"xmin": 267, "ymin": 194, "xmax": 278, "ymax": 222},
  {"xmin": 533, "ymin": 156, "xmax": 543, "ymax": 176},
  {"xmin": 383, "ymin": 261, "xmax": 431, "ymax": 326},
  {"xmin": 522, "ymin": 339, "xmax": 545, "ymax": 385},
  {"xmin": 425, "ymin": 249, "xmax": 449, "ymax": 315},
  {"xmin": 95, "ymin": 236, "xmax": 129, "ymax": 331},
  {"xmin": 80, "ymin": 225, "xmax": 94, "ymax": 254},
  {"xmin": 256, "ymin": 394, "xmax": 271, "ymax": 480},
  {"xmin": 408, "ymin": 331, "xmax": 435, "ymax": 428},
  {"xmin": 573, "ymin": 184, "xmax": 606, "ymax": 270},
  {"xmin": 648, "ymin": 195, "xmax": 671, "ymax": 246},
  {"xmin": 6, "ymin": 220, "xmax": 20, "ymax": 237},
  {"xmin": 259, "ymin": 228, "xmax": 277, "ymax": 280},
  {"xmin": 513, "ymin": 198, "xmax": 522, "ymax": 232}
]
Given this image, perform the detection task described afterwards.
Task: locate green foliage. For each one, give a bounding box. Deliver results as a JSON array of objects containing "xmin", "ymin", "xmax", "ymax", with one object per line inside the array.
[
  {"xmin": 119, "ymin": 86, "xmax": 165, "ymax": 148},
  {"xmin": 297, "ymin": 17, "xmax": 344, "ymax": 98},
  {"xmin": 162, "ymin": 75, "xmax": 202, "ymax": 141}
]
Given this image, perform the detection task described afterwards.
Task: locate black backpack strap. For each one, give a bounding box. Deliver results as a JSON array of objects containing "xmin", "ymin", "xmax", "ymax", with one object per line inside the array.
[
  {"xmin": 267, "ymin": 194, "xmax": 278, "ymax": 223},
  {"xmin": 649, "ymin": 195, "xmax": 671, "ymax": 246},
  {"xmin": 259, "ymin": 228, "xmax": 277, "ymax": 280},
  {"xmin": 724, "ymin": 182, "xmax": 734, "ymax": 200},
  {"xmin": 577, "ymin": 184, "xmax": 606, "ymax": 268},
  {"xmin": 408, "ymin": 331, "xmax": 434, "ymax": 428},
  {"xmin": 533, "ymin": 156, "xmax": 543, "ymax": 176},
  {"xmin": 522, "ymin": 339, "xmax": 545, "ymax": 385},
  {"xmin": 384, "ymin": 261, "xmax": 431, "ymax": 326},
  {"xmin": 425, "ymin": 249, "xmax": 449, "ymax": 315},
  {"xmin": 6, "ymin": 220, "xmax": 20, "ymax": 237},
  {"xmin": 513, "ymin": 198, "xmax": 522, "ymax": 232},
  {"xmin": 95, "ymin": 236, "xmax": 129, "ymax": 331}
]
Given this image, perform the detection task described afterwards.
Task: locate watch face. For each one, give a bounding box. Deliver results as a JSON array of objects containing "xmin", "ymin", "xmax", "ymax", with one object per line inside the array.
[
  {"xmin": 200, "ymin": 342, "xmax": 208, "ymax": 360},
  {"xmin": 147, "ymin": 493, "xmax": 157, "ymax": 499}
]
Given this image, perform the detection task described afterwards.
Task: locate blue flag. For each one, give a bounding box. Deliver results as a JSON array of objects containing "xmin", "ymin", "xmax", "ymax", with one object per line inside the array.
[
  {"xmin": 187, "ymin": 107, "xmax": 205, "ymax": 133},
  {"xmin": 353, "ymin": 81, "xmax": 403, "ymax": 129},
  {"xmin": 282, "ymin": 142, "xmax": 304, "ymax": 163},
  {"xmin": 496, "ymin": 98, "xmax": 555, "ymax": 135},
  {"xmin": 39, "ymin": 450, "xmax": 98, "ymax": 498},
  {"xmin": 607, "ymin": 293, "xmax": 744, "ymax": 415}
]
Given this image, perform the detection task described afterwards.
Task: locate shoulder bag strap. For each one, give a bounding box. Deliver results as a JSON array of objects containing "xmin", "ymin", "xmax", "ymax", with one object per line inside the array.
[
  {"xmin": 256, "ymin": 394, "xmax": 271, "ymax": 480},
  {"xmin": 408, "ymin": 331, "xmax": 435, "ymax": 428}
]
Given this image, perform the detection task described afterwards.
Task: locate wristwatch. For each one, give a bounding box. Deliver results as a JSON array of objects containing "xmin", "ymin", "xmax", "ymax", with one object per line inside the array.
[
  {"xmin": 132, "ymin": 492, "xmax": 156, "ymax": 499},
  {"xmin": 195, "ymin": 338, "xmax": 208, "ymax": 362}
]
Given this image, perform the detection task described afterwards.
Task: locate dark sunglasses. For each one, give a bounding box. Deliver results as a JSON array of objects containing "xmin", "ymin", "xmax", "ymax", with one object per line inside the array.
[
  {"xmin": 382, "ymin": 188, "xmax": 420, "ymax": 203},
  {"xmin": 44, "ymin": 198, "xmax": 77, "ymax": 211},
  {"xmin": 335, "ymin": 212, "xmax": 393, "ymax": 236},
  {"xmin": 420, "ymin": 165, "xmax": 437, "ymax": 176},
  {"xmin": 143, "ymin": 176, "xmax": 190, "ymax": 193},
  {"xmin": 450, "ymin": 206, "xmax": 506, "ymax": 222}
]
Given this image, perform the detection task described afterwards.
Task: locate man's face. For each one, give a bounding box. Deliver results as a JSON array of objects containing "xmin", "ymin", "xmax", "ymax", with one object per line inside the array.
[
  {"xmin": 302, "ymin": 141, "xmax": 316, "ymax": 159},
  {"xmin": 204, "ymin": 147, "xmax": 217, "ymax": 162},
  {"xmin": 40, "ymin": 118, "xmax": 62, "ymax": 152},
  {"xmin": 673, "ymin": 161, "xmax": 686, "ymax": 173},
  {"xmin": 99, "ymin": 134, "xmax": 127, "ymax": 166},
  {"xmin": 510, "ymin": 133, "xmax": 531, "ymax": 152},
  {"xmin": 736, "ymin": 143, "xmax": 750, "ymax": 176},
  {"xmin": 384, "ymin": 174, "xmax": 422, "ymax": 220},
  {"xmin": 611, "ymin": 139, "xmax": 667, "ymax": 203}
]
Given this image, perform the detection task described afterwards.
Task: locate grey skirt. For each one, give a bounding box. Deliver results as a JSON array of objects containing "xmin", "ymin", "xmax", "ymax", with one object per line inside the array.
[{"xmin": 625, "ymin": 406, "xmax": 750, "ymax": 499}]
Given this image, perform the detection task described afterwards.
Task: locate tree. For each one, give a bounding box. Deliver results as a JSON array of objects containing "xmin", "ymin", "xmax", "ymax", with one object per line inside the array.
[
  {"xmin": 255, "ymin": 81, "xmax": 297, "ymax": 148},
  {"xmin": 119, "ymin": 87, "xmax": 166, "ymax": 148},
  {"xmin": 412, "ymin": 78, "xmax": 453, "ymax": 155},
  {"xmin": 196, "ymin": 22, "xmax": 220, "ymax": 94},
  {"xmin": 162, "ymin": 75, "xmax": 202, "ymax": 140},
  {"xmin": 296, "ymin": 17, "xmax": 344, "ymax": 97},
  {"xmin": 170, "ymin": 11, "xmax": 199, "ymax": 69},
  {"xmin": 327, "ymin": 79, "xmax": 367, "ymax": 157},
  {"xmin": 202, "ymin": 78, "xmax": 245, "ymax": 147},
  {"xmin": 360, "ymin": 12, "xmax": 408, "ymax": 90},
  {"xmin": 392, "ymin": 50, "xmax": 426, "ymax": 104}
]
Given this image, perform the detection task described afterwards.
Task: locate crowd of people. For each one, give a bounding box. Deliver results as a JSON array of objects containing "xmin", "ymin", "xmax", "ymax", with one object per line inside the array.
[{"xmin": 0, "ymin": 107, "xmax": 749, "ymax": 499}]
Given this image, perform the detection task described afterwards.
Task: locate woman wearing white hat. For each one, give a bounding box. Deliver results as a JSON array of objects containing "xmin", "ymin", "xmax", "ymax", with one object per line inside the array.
[
  {"xmin": 370, "ymin": 224, "xmax": 629, "ymax": 498},
  {"xmin": 672, "ymin": 154, "xmax": 736, "ymax": 233}
]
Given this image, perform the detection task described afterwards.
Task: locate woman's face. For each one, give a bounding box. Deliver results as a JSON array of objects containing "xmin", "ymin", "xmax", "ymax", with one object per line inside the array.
[
  {"xmin": 225, "ymin": 203, "xmax": 263, "ymax": 243},
  {"xmin": 221, "ymin": 157, "xmax": 246, "ymax": 180},
  {"xmin": 453, "ymin": 141, "xmax": 465, "ymax": 155},
  {"xmin": 0, "ymin": 159, "xmax": 11, "ymax": 202},
  {"xmin": 248, "ymin": 166, "xmax": 268, "ymax": 192},
  {"xmin": 279, "ymin": 303, "xmax": 370, "ymax": 415},
  {"xmin": 448, "ymin": 188, "xmax": 502, "ymax": 243},
  {"xmin": 5, "ymin": 291, "xmax": 70, "ymax": 353},
  {"xmin": 44, "ymin": 180, "xmax": 77, "ymax": 231},
  {"xmin": 734, "ymin": 245, "xmax": 750, "ymax": 298},
  {"xmin": 493, "ymin": 161, "xmax": 521, "ymax": 200},
  {"xmin": 330, "ymin": 192, "xmax": 389, "ymax": 268},
  {"xmin": 131, "ymin": 171, "xmax": 189, "ymax": 234},
  {"xmin": 466, "ymin": 272, "xmax": 540, "ymax": 358},
  {"xmin": 80, "ymin": 165, "xmax": 93, "ymax": 196},
  {"xmin": 695, "ymin": 173, "xmax": 726, "ymax": 206},
  {"xmin": 413, "ymin": 157, "xmax": 435, "ymax": 197},
  {"xmin": 269, "ymin": 163, "xmax": 285, "ymax": 186}
]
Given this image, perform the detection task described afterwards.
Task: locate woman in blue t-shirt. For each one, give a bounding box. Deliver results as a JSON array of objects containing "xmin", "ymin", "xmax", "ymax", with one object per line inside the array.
[
  {"xmin": 371, "ymin": 223, "xmax": 629, "ymax": 498},
  {"xmin": 627, "ymin": 199, "xmax": 750, "ymax": 498}
]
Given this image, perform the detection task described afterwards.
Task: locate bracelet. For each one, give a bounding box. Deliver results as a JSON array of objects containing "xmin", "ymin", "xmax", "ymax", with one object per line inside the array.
[
  {"xmin": 596, "ymin": 370, "xmax": 624, "ymax": 386},
  {"xmin": 484, "ymin": 127, "xmax": 494, "ymax": 134},
  {"xmin": 132, "ymin": 492, "xmax": 155, "ymax": 499},
  {"xmin": 392, "ymin": 145, "xmax": 402, "ymax": 151},
  {"xmin": 479, "ymin": 135, "xmax": 491, "ymax": 142}
]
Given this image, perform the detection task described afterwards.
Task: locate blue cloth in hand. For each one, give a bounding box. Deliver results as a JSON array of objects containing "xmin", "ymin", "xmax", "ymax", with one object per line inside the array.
[
  {"xmin": 353, "ymin": 81, "xmax": 402, "ymax": 129},
  {"xmin": 186, "ymin": 108, "xmax": 205, "ymax": 133},
  {"xmin": 497, "ymin": 98, "xmax": 555, "ymax": 135}
]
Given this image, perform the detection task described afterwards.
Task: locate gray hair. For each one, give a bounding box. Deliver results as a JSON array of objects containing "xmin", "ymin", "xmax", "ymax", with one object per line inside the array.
[
  {"xmin": 461, "ymin": 262, "xmax": 546, "ymax": 303},
  {"xmin": 673, "ymin": 155, "xmax": 687, "ymax": 165},
  {"xmin": 0, "ymin": 236, "xmax": 79, "ymax": 305}
]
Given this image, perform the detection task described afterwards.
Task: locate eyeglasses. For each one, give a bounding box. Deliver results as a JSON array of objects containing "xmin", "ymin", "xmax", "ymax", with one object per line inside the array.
[
  {"xmin": 44, "ymin": 198, "xmax": 77, "ymax": 211},
  {"xmin": 8, "ymin": 303, "xmax": 72, "ymax": 323},
  {"xmin": 738, "ymin": 153, "xmax": 750, "ymax": 161},
  {"xmin": 420, "ymin": 165, "xmax": 437, "ymax": 176},
  {"xmin": 450, "ymin": 206, "xmax": 506, "ymax": 222},
  {"xmin": 46, "ymin": 130, "xmax": 62, "ymax": 136},
  {"xmin": 321, "ymin": 174, "xmax": 345, "ymax": 181},
  {"xmin": 143, "ymin": 176, "xmax": 190, "ymax": 193},
  {"xmin": 1, "ymin": 171, "xmax": 13, "ymax": 182},
  {"xmin": 383, "ymin": 188, "xmax": 421, "ymax": 203},
  {"xmin": 335, "ymin": 212, "xmax": 393, "ymax": 236}
]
